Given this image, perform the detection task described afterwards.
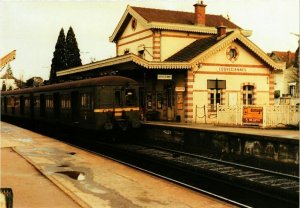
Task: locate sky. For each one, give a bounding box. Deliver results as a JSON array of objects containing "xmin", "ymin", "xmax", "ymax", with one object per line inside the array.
[{"xmin": 0, "ymin": 0, "xmax": 299, "ymax": 81}]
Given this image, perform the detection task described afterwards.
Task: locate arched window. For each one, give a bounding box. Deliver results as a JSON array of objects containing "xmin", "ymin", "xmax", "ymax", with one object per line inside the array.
[{"xmin": 243, "ymin": 85, "xmax": 254, "ymax": 105}]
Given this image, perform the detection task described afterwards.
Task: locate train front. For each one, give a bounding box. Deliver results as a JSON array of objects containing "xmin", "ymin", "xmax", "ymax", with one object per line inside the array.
[
  {"xmin": 94, "ymin": 77, "xmax": 141, "ymax": 131},
  {"xmin": 111, "ymin": 87, "xmax": 141, "ymax": 130}
]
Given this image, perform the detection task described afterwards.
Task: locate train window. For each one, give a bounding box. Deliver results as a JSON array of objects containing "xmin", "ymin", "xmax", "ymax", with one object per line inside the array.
[
  {"xmin": 40, "ymin": 94, "xmax": 46, "ymax": 116},
  {"xmin": 9, "ymin": 96, "xmax": 15, "ymax": 114},
  {"xmin": 20, "ymin": 96, "xmax": 25, "ymax": 114},
  {"xmin": 14, "ymin": 97, "xmax": 20, "ymax": 107},
  {"xmin": 66, "ymin": 98, "xmax": 71, "ymax": 108},
  {"xmin": 35, "ymin": 97, "xmax": 40, "ymax": 107},
  {"xmin": 4, "ymin": 97, "xmax": 8, "ymax": 113},
  {"xmin": 114, "ymin": 90, "xmax": 122, "ymax": 107},
  {"xmin": 125, "ymin": 89, "xmax": 136, "ymax": 106},
  {"xmin": 1, "ymin": 97, "xmax": 5, "ymax": 112},
  {"xmin": 46, "ymin": 96, "xmax": 53, "ymax": 108},
  {"xmin": 61, "ymin": 95, "xmax": 71, "ymax": 109},
  {"xmin": 25, "ymin": 97, "xmax": 30, "ymax": 107},
  {"xmin": 80, "ymin": 93, "xmax": 92, "ymax": 109},
  {"xmin": 1, "ymin": 98, "xmax": 3, "ymax": 112}
]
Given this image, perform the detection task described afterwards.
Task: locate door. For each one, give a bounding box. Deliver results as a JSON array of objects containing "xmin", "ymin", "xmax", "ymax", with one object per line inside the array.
[
  {"xmin": 40, "ymin": 94, "xmax": 45, "ymax": 117},
  {"xmin": 54, "ymin": 93, "xmax": 60, "ymax": 118},
  {"xmin": 162, "ymin": 82, "xmax": 174, "ymax": 121},
  {"xmin": 71, "ymin": 91, "xmax": 79, "ymax": 122}
]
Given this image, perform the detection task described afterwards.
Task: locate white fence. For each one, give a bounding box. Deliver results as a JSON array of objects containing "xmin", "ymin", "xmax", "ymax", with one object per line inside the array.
[{"xmin": 195, "ymin": 104, "xmax": 299, "ymax": 127}]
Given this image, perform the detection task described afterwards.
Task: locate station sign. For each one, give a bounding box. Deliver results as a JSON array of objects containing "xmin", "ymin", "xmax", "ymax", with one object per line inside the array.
[
  {"xmin": 175, "ymin": 87, "xmax": 185, "ymax": 92},
  {"xmin": 157, "ymin": 74, "xmax": 172, "ymax": 80},
  {"xmin": 243, "ymin": 107, "xmax": 263, "ymax": 124}
]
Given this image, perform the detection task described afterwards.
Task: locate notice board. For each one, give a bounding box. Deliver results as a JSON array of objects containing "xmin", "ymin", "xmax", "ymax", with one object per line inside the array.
[{"xmin": 243, "ymin": 107, "xmax": 263, "ymax": 124}]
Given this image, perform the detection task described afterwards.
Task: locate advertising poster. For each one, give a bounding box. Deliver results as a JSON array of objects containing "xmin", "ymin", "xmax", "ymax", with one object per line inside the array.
[{"xmin": 243, "ymin": 107, "xmax": 263, "ymax": 124}]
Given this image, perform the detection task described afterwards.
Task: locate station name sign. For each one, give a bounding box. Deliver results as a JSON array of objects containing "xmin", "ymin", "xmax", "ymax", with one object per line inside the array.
[
  {"xmin": 157, "ymin": 74, "xmax": 172, "ymax": 80},
  {"xmin": 219, "ymin": 67, "xmax": 247, "ymax": 72},
  {"xmin": 175, "ymin": 87, "xmax": 185, "ymax": 92}
]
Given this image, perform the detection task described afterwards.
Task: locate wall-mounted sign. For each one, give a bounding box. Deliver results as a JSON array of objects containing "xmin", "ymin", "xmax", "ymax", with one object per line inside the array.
[
  {"xmin": 157, "ymin": 74, "xmax": 172, "ymax": 80},
  {"xmin": 207, "ymin": 79, "xmax": 226, "ymax": 89},
  {"xmin": 243, "ymin": 107, "xmax": 263, "ymax": 124},
  {"xmin": 175, "ymin": 87, "xmax": 185, "ymax": 92},
  {"xmin": 218, "ymin": 67, "xmax": 246, "ymax": 72}
]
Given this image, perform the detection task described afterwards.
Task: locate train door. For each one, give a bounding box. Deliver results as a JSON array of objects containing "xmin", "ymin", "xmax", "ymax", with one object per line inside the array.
[
  {"xmin": 71, "ymin": 91, "xmax": 79, "ymax": 122},
  {"xmin": 4, "ymin": 97, "xmax": 8, "ymax": 113},
  {"xmin": 20, "ymin": 96, "xmax": 25, "ymax": 115},
  {"xmin": 30, "ymin": 94, "xmax": 34, "ymax": 118},
  {"xmin": 54, "ymin": 93, "xmax": 60, "ymax": 118},
  {"xmin": 40, "ymin": 94, "xmax": 45, "ymax": 117}
]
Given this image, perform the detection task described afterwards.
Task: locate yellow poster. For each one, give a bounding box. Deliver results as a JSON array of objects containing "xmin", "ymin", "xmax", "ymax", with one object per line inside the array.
[{"xmin": 243, "ymin": 107, "xmax": 263, "ymax": 124}]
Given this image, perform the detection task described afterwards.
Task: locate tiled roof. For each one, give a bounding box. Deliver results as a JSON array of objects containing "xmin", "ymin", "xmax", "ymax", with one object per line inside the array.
[
  {"xmin": 131, "ymin": 6, "xmax": 241, "ymax": 29},
  {"xmin": 269, "ymin": 51, "xmax": 296, "ymax": 67},
  {"xmin": 165, "ymin": 35, "xmax": 225, "ymax": 62}
]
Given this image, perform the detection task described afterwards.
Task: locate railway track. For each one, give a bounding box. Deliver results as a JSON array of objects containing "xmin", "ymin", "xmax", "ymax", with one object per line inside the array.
[
  {"xmin": 118, "ymin": 144, "xmax": 299, "ymax": 191},
  {"xmin": 60, "ymin": 140, "xmax": 249, "ymax": 208},
  {"xmin": 16, "ymin": 121, "xmax": 298, "ymax": 208},
  {"xmin": 91, "ymin": 142, "xmax": 299, "ymax": 208}
]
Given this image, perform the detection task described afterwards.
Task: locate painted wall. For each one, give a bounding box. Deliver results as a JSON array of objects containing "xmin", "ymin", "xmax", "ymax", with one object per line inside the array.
[
  {"xmin": 117, "ymin": 17, "xmax": 153, "ymax": 61},
  {"xmin": 192, "ymin": 41, "xmax": 273, "ymax": 117},
  {"xmin": 160, "ymin": 31, "xmax": 208, "ymax": 61}
]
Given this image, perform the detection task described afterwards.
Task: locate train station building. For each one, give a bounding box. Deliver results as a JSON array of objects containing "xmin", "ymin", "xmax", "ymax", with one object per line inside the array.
[{"xmin": 57, "ymin": 2, "xmax": 285, "ymax": 123}]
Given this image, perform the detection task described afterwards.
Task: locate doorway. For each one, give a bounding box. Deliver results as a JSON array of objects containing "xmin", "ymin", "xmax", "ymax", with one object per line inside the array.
[
  {"xmin": 162, "ymin": 82, "xmax": 174, "ymax": 121},
  {"xmin": 71, "ymin": 91, "xmax": 79, "ymax": 122}
]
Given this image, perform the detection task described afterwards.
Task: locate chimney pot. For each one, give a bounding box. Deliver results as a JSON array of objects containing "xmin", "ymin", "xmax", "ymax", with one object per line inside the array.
[
  {"xmin": 216, "ymin": 23, "xmax": 227, "ymax": 38},
  {"xmin": 194, "ymin": 1, "xmax": 207, "ymax": 26}
]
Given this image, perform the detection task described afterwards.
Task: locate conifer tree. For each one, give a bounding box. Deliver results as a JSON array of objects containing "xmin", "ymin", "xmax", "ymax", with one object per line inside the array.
[
  {"xmin": 50, "ymin": 28, "xmax": 67, "ymax": 83},
  {"xmin": 66, "ymin": 26, "xmax": 82, "ymax": 68}
]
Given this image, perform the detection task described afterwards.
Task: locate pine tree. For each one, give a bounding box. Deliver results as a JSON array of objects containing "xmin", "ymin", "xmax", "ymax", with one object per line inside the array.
[
  {"xmin": 50, "ymin": 28, "xmax": 67, "ymax": 83},
  {"xmin": 66, "ymin": 26, "xmax": 82, "ymax": 68}
]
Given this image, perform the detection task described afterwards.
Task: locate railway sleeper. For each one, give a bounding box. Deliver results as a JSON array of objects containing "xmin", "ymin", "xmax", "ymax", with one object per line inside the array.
[
  {"xmin": 213, "ymin": 167, "xmax": 235, "ymax": 173},
  {"xmin": 249, "ymin": 175, "xmax": 275, "ymax": 181},
  {"xmin": 221, "ymin": 169, "xmax": 243, "ymax": 175},
  {"xmin": 270, "ymin": 182, "xmax": 298, "ymax": 188},
  {"xmin": 235, "ymin": 171, "xmax": 257, "ymax": 177},
  {"xmin": 110, "ymin": 143, "xmax": 300, "ymax": 196}
]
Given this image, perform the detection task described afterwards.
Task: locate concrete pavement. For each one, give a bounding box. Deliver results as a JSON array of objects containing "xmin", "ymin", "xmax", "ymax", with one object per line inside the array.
[
  {"xmin": 144, "ymin": 121, "xmax": 299, "ymax": 140},
  {"xmin": 0, "ymin": 121, "xmax": 237, "ymax": 208}
]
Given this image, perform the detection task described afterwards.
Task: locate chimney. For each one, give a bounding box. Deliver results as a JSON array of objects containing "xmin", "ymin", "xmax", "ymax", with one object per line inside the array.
[
  {"xmin": 216, "ymin": 23, "xmax": 227, "ymax": 39},
  {"xmin": 194, "ymin": 1, "xmax": 207, "ymax": 26},
  {"xmin": 287, "ymin": 51, "xmax": 292, "ymax": 63}
]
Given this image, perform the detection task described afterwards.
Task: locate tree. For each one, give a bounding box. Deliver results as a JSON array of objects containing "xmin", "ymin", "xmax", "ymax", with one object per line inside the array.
[
  {"xmin": 66, "ymin": 26, "xmax": 82, "ymax": 68},
  {"xmin": 50, "ymin": 28, "xmax": 67, "ymax": 83},
  {"xmin": 26, "ymin": 77, "xmax": 43, "ymax": 87}
]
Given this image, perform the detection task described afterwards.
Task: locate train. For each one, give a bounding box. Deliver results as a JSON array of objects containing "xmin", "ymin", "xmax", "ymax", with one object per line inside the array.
[{"xmin": 1, "ymin": 76, "xmax": 141, "ymax": 132}]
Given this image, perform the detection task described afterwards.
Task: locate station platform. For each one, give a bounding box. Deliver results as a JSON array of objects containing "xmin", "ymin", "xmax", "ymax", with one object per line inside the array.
[
  {"xmin": 0, "ymin": 121, "xmax": 236, "ymax": 208},
  {"xmin": 143, "ymin": 121, "xmax": 299, "ymax": 140}
]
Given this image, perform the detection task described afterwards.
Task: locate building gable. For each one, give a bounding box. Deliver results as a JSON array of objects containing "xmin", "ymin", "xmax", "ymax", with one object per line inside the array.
[
  {"xmin": 110, "ymin": 6, "xmax": 150, "ymax": 43},
  {"xmin": 269, "ymin": 51, "xmax": 296, "ymax": 68},
  {"xmin": 201, "ymin": 41, "xmax": 270, "ymax": 77},
  {"xmin": 188, "ymin": 30, "xmax": 285, "ymax": 71},
  {"xmin": 117, "ymin": 14, "xmax": 154, "ymax": 59},
  {"xmin": 110, "ymin": 5, "xmax": 252, "ymax": 43}
]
